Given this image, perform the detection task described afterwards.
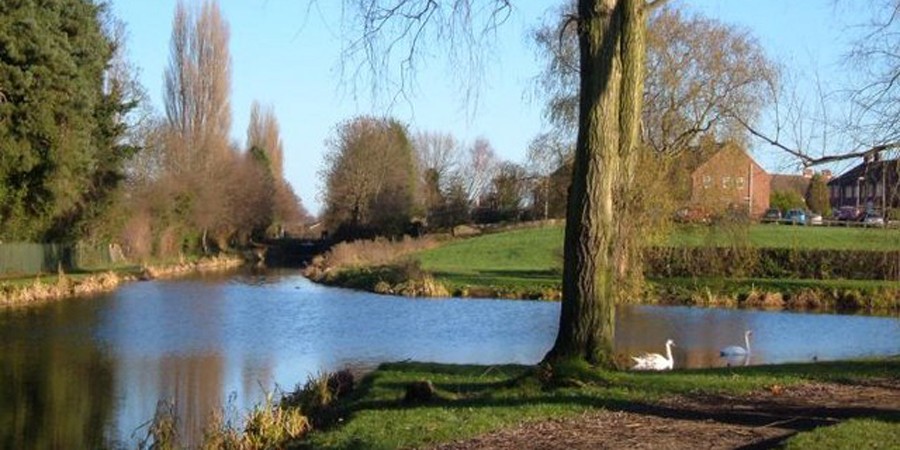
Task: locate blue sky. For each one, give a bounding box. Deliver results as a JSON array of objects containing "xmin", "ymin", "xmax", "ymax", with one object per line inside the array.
[{"xmin": 109, "ymin": 0, "xmax": 872, "ymax": 215}]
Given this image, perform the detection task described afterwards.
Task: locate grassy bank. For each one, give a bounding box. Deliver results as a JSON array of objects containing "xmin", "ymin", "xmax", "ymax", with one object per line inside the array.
[
  {"xmin": 0, "ymin": 254, "xmax": 245, "ymax": 308},
  {"xmin": 308, "ymin": 223, "xmax": 900, "ymax": 312},
  {"xmin": 301, "ymin": 359, "xmax": 900, "ymax": 449}
]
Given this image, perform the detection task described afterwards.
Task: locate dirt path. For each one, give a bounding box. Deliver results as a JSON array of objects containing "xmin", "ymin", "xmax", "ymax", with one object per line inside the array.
[{"xmin": 432, "ymin": 380, "xmax": 900, "ymax": 450}]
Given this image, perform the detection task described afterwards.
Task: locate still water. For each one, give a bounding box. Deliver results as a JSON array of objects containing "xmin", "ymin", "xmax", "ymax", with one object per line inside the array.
[{"xmin": 1, "ymin": 269, "xmax": 898, "ymax": 448}]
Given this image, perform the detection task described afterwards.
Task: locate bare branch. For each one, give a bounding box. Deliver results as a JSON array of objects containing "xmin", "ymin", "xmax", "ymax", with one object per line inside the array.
[{"xmin": 336, "ymin": 0, "xmax": 513, "ymax": 111}]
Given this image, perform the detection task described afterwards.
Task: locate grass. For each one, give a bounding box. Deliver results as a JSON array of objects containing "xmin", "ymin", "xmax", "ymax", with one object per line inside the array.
[
  {"xmin": 412, "ymin": 224, "xmax": 900, "ymax": 304},
  {"xmin": 784, "ymin": 417, "xmax": 900, "ymax": 449},
  {"xmin": 417, "ymin": 227, "xmax": 562, "ymax": 292},
  {"xmin": 302, "ymin": 359, "xmax": 900, "ymax": 449}
]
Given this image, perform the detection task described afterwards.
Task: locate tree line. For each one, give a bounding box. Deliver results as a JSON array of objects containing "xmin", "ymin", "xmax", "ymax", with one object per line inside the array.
[
  {"xmin": 0, "ymin": 0, "xmax": 307, "ymax": 260},
  {"xmin": 319, "ymin": 117, "xmax": 548, "ymax": 240}
]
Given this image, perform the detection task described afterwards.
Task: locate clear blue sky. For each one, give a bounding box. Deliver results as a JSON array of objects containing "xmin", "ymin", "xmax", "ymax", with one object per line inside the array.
[{"xmin": 109, "ymin": 0, "xmax": 872, "ymax": 216}]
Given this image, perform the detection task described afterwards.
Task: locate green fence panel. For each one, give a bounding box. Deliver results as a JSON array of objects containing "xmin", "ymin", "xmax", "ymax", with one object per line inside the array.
[{"xmin": 0, "ymin": 242, "xmax": 114, "ymax": 277}]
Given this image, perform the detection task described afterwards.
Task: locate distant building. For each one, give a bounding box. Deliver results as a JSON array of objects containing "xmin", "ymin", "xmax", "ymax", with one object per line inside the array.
[
  {"xmin": 827, "ymin": 152, "xmax": 900, "ymax": 213},
  {"xmin": 770, "ymin": 173, "xmax": 811, "ymax": 201},
  {"xmin": 690, "ymin": 142, "xmax": 771, "ymax": 218}
]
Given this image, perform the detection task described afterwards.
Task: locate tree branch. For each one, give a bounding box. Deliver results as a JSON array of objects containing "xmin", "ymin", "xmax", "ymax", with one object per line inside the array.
[{"xmin": 733, "ymin": 111, "xmax": 900, "ymax": 167}]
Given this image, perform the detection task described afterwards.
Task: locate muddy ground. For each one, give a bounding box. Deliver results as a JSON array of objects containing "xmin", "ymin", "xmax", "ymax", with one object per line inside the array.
[{"xmin": 432, "ymin": 380, "xmax": 900, "ymax": 449}]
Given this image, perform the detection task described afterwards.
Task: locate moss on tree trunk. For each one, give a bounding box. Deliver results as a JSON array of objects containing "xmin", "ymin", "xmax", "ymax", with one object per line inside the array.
[{"xmin": 546, "ymin": 0, "xmax": 650, "ymax": 368}]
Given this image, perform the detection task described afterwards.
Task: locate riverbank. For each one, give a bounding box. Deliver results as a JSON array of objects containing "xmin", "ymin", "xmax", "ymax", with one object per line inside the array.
[
  {"xmin": 0, "ymin": 254, "xmax": 245, "ymax": 308},
  {"xmin": 299, "ymin": 359, "xmax": 900, "ymax": 449},
  {"xmin": 304, "ymin": 223, "xmax": 900, "ymax": 314}
]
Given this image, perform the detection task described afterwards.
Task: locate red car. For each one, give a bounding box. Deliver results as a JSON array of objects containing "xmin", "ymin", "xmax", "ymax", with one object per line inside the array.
[{"xmin": 836, "ymin": 206, "xmax": 861, "ymax": 221}]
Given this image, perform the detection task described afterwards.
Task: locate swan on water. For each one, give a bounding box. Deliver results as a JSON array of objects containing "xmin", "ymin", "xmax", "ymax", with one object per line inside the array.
[
  {"xmin": 720, "ymin": 330, "xmax": 752, "ymax": 357},
  {"xmin": 631, "ymin": 339, "xmax": 675, "ymax": 371}
]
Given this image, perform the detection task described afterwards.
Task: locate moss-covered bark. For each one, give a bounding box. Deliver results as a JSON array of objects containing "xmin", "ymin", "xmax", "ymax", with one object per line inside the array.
[{"xmin": 547, "ymin": 0, "xmax": 651, "ymax": 367}]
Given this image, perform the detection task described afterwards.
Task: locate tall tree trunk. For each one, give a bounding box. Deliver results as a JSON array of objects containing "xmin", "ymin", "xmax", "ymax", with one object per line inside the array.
[
  {"xmin": 614, "ymin": 0, "xmax": 647, "ymax": 299},
  {"xmin": 545, "ymin": 0, "xmax": 648, "ymax": 367}
]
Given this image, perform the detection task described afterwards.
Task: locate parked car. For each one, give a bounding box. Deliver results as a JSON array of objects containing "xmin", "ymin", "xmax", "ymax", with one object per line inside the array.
[
  {"xmin": 762, "ymin": 208, "xmax": 782, "ymax": 223},
  {"xmin": 674, "ymin": 206, "xmax": 711, "ymax": 224},
  {"xmin": 807, "ymin": 212, "xmax": 823, "ymax": 226},
  {"xmin": 783, "ymin": 208, "xmax": 807, "ymax": 225},
  {"xmin": 860, "ymin": 211, "xmax": 885, "ymax": 226},
  {"xmin": 837, "ymin": 206, "xmax": 861, "ymax": 221}
]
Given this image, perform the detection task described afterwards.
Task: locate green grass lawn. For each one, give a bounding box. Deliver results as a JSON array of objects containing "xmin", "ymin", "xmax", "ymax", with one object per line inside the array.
[
  {"xmin": 302, "ymin": 359, "xmax": 900, "ymax": 449},
  {"xmin": 417, "ymin": 226, "xmax": 564, "ymax": 291},
  {"xmin": 414, "ymin": 224, "xmax": 900, "ymax": 294},
  {"xmin": 784, "ymin": 418, "xmax": 900, "ymax": 450}
]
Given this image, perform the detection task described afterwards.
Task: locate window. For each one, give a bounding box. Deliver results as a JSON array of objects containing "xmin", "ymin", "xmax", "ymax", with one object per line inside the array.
[
  {"xmin": 736, "ymin": 177, "xmax": 745, "ymax": 189},
  {"xmin": 703, "ymin": 175, "xmax": 712, "ymax": 189},
  {"xmin": 722, "ymin": 176, "xmax": 731, "ymax": 189},
  {"xmin": 844, "ymin": 186, "xmax": 853, "ymax": 199}
]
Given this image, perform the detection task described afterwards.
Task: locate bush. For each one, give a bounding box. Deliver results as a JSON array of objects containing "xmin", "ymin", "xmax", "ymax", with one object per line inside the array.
[
  {"xmin": 282, "ymin": 369, "xmax": 355, "ymax": 428},
  {"xmin": 242, "ymin": 393, "xmax": 309, "ymax": 449},
  {"xmin": 304, "ymin": 236, "xmax": 440, "ymax": 280}
]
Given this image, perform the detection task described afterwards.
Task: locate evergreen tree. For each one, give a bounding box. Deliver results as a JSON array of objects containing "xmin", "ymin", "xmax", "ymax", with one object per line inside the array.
[
  {"xmin": 0, "ymin": 0, "xmax": 133, "ymax": 241},
  {"xmin": 806, "ymin": 174, "xmax": 831, "ymax": 216}
]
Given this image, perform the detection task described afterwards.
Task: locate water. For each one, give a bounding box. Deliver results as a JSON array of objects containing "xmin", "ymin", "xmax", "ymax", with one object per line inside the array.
[{"xmin": 1, "ymin": 269, "xmax": 898, "ymax": 448}]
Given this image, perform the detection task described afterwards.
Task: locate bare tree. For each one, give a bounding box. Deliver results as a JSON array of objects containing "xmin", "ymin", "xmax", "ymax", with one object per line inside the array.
[
  {"xmin": 164, "ymin": 0, "xmax": 232, "ymax": 173},
  {"xmin": 459, "ymin": 137, "xmax": 498, "ymax": 206},
  {"xmin": 722, "ymin": 2, "xmax": 900, "ymax": 168},
  {"xmin": 526, "ymin": 132, "xmax": 573, "ymax": 220},
  {"xmin": 534, "ymin": 2, "xmax": 775, "ymax": 156},
  {"xmin": 846, "ymin": 0, "xmax": 900, "ymax": 149},
  {"xmin": 162, "ymin": 0, "xmax": 233, "ymax": 251},
  {"xmin": 247, "ymin": 101, "xmax": 285, "ymax": 179},
  {"xmin": 413, "ymin": 131, "xmax": 459, "ymax": 188},
  {"xmin": 488, "ymin": 161, "xmax": 529, "ymax": 220},
  {"xmin": 413, "ymin": 130, "xmax": 459, "ymax": 216},
  {"xmin": 321, "ymin": 116, "xmax": 417, "ymax": 237},
  {"xmin": 245, "ymin": 101, "xmax": 306, "ymax": 235}
]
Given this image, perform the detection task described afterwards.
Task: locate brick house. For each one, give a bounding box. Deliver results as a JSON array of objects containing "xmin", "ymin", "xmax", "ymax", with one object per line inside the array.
[
  {"xmin": 827, "ymin": 153, "xmax": 900, "ymax": 213},
  {"xmin": 690, "ymin": 142, "xmax": 770, "ymax": 218}
]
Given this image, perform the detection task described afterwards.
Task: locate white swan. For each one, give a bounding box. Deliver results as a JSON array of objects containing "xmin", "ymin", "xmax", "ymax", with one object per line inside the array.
[
  {"xmin": 720, "ymin": 330, "xmax": 752, "ymax": 357},
  {"xmin": 631, "ymin": 339, "xmax": 675, "ymax": 371}
]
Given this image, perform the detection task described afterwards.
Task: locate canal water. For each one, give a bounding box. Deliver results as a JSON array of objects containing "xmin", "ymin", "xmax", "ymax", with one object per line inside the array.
[{"xmin": 1, "ymin": 269, "xmax": 897, "ymax": 448}]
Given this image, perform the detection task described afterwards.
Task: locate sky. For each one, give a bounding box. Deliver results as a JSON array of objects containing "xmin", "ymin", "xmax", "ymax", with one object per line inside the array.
[{"xmin": 108, "ymin": 0, "xmax": 874, "ymax": 216}]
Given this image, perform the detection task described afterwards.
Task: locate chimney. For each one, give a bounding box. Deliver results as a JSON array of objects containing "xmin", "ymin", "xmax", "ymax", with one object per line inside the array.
[{"xmin": 802, "ymin": 168, "xmax": 813, "ymax": 178}]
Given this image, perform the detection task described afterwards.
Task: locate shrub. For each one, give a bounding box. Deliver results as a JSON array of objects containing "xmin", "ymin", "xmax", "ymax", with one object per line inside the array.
[
  {"xmin": 282, "ymin": 369, "xmax": 355, "ymax": 428},
  {"xmin": 303, "ymin": 236, "xmax": 440, "ymax": 280},
  {"xmin": 644, "ymin": 246, "xmax": 900, "ymax": 281},
  {"xmin": 137, "ymin": 401, "xmax": 179, "ymax": 450},
  {"xmin": 243, "ymin": 392, "xmax": 309, "ymax": 449}
]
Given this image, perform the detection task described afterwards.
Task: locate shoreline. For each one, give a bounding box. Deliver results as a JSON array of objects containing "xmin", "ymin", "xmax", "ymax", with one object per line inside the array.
[
  {"xmin": 306, "ymin": 264, "xmax": 900, "ymax": 316},
  {"xmin": 0, "ymin": 254, "xmax": 246, "ymax": 309}
]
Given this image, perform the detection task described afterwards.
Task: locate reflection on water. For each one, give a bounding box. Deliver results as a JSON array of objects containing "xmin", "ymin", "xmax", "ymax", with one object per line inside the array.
[
  {"xmin": 0, "ymin": 269, "xmax": 897, "ymax": 447},
  {"xmin": 0, "ymin": 302, "xmax": 115, "ymax": 449},
  {"xmin": 617, "ymin": 305, "xmax": 900, "ymax": 369}
]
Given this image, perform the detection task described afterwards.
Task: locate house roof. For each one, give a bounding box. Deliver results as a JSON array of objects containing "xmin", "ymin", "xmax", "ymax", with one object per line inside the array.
[
  {"xmin": 827, "ymin": 158, "xmax": 900, "ymax": 186},
  {"xmin": 770, "ymin": 174, "xmax": 810, "ymax": 197},
  {"xmin": 690, "ymin": 141, "xmax": 767, "ymax": 176}
]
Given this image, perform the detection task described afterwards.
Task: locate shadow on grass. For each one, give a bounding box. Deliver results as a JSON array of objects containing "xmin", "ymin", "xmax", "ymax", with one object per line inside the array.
[{"xmin": 312, "ymin": 359, "xmax": 900, "ymax": 449}]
